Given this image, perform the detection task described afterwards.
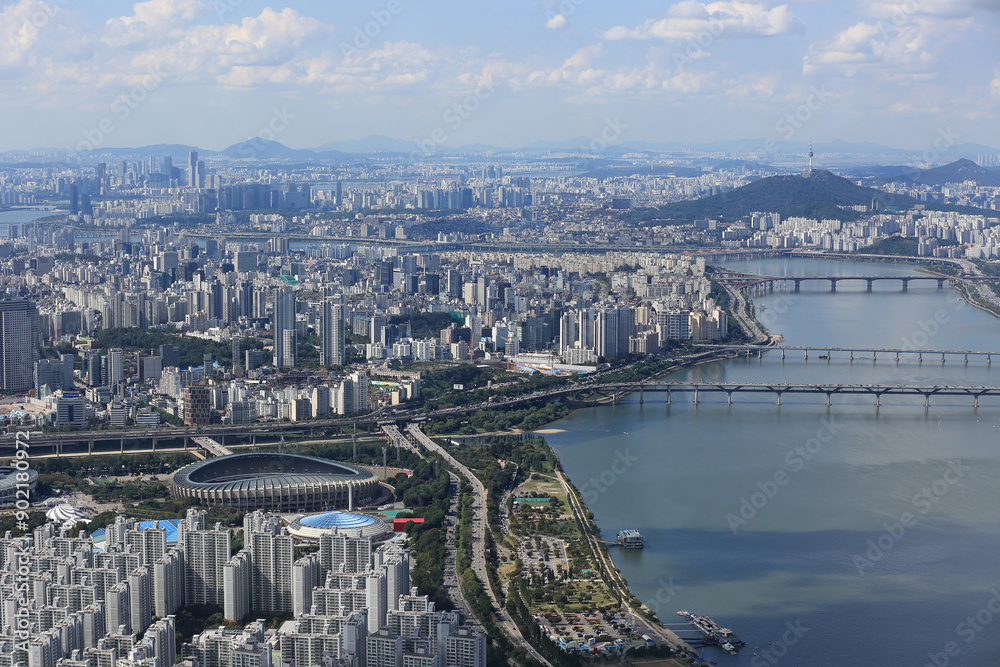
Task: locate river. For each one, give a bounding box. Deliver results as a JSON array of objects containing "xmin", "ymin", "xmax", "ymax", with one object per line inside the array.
[{"xmin": 543, "ymin": 257, "xmax": 1000, "ymax": 667}]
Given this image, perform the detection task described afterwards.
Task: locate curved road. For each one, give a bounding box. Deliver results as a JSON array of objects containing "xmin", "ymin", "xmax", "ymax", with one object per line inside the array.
[{"xmin": 406, "ymin": 424, "xmax": 553, "ymax": 667}]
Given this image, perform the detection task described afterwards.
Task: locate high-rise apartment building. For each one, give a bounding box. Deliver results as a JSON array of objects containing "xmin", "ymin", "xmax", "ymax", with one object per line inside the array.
[
  {"xmin": 320, "ymin": 300, "xmax": 344, "ymax": 367},
  {"xmin": 273, "ymin": 288, "xmax": 296, "ymax": 368},
  {"xmin": 181, "ymin": 511, "xmax": 230, "ymax": 606}
]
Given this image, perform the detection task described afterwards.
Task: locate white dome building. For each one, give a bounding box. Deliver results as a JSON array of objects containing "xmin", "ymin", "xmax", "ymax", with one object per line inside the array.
[{"xmin": 45, "ymin": 504, "xmax": 88, "ymax": 530}]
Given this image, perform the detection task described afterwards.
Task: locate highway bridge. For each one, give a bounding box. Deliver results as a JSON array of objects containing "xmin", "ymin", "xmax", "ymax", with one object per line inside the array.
[
  {"xmin": 699, "ymin": 344, "xmax": 1000, "ymax": 364},
  {"xmin": 6, "ymin": 379, "xmax": 1000, "ymax": 457},
  {"xmin": 714, "ymin": 273, "xmax": 994, "ymax": 292},
  {"xmin": 610, "ymin": 382, "xmax": 1000, "ymax": 407}
]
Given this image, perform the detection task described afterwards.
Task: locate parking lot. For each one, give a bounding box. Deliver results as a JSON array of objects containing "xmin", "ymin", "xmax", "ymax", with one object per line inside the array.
[{"xmin": 532, "ymin": 609, "xmax": 646, "ymax": 655}]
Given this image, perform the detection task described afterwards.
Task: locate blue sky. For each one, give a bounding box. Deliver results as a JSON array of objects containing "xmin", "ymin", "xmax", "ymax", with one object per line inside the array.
[{"xmin": 1, "ymin": 0, "xmax": 998, "ymax": 151}]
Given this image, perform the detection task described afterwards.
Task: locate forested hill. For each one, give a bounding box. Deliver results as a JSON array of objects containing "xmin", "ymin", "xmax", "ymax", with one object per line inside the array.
[{"xmin": 622, "ymin": 170, "xmax": 1000, "ymax": 223}]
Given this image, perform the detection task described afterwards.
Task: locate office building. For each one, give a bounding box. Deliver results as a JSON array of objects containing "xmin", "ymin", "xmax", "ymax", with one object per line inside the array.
[
  {"xmin": 184, "ymin": 382, "xmax": 211, "ymax": 425},
  {"xmin": 0, "ymin": 298, "xmax": 39, "ymax": 392}
]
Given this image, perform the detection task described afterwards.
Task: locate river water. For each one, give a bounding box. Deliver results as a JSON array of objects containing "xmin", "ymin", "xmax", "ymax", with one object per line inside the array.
[{"xmin": 544, "ymin": 257, "xmax": 1000, "ymax": 667}]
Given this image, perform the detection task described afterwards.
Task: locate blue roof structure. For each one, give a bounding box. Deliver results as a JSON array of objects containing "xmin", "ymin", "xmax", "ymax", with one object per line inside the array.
[
  {"xmin": 90, "ymin": 519, "xmax": 179, "ymax": 551},
  {"xmin": 299, "ymin": 511, "xmax": 376, "ymax": 530}
]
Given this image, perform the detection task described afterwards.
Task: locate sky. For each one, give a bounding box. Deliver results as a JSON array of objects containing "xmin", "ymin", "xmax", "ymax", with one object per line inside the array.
[{"xmin": 0, "ymin": 0, "xmax": 998, "ymax": 152}]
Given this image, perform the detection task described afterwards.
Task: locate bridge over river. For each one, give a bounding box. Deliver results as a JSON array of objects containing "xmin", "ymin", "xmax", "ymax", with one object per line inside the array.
[
  {"xmin": 608, "ymin": 382, "xmax": 1000, "ymax": 408},
  {"xmin": 698, "ymin": 344, "xmax": 1000, "ymax": 364},
  {"xmin": 714, "ymin": 273, "xmax": 994, "ymax": 292}
]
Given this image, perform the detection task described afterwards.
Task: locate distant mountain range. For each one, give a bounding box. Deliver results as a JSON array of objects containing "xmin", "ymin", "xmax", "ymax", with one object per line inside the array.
[
  {"xmin": 642, "ymin": 169, "xmax": 1000, "ymax": 222},
  {"xmin": 3, "ymin": 136, "xmax": 997, "ymax": 163},
  {"xmin": 875, "ymin": 158, "xmax": 1000, "ymax": 187}
]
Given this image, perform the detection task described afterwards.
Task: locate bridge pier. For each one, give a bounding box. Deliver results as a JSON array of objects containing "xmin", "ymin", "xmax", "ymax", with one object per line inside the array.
[
  {"xmin": 830, "ymin": 280, "xmax": 837, "ymax": 292},
  {"xmin": 151, "ymin": 438, "xmax": 156, "ymax": 452},
  {"xmin": 896, "ymin": 352, "xmax": 900, "ymax": 363},
  {"xmin": 938, "ymin": 278, "xmax": 945, "ymax": 288},
  {"xmin": 850, "ymin": 352, "xmax": 854, "ymax": 362},
  {"xmin": 776, "ymin": 392, "xmax": 782, "ymax": 406},
  {"xmin": 666, "ymin": 388, "xmax": 671, "ymax": 404},
  {"xmin": 88, "ymin": 439, "xmax": 93, "ymax": 454},
  {"xmin": 781, "ymin": 350, "xmax": 785, "ymax": 360},
  {"xmin": 826, "ymin": 393, "xmax": 832, "ymax": 407},
  {"xmin": 794, "ymin": 279, "xmax": 801, "ymax": 292},
  {"xmin": 804, "ymin": 351, "xmax": 808, "ymax": 360},
  {"xmin": 872, "ymin": 351, "xmax": 877, "ymax": 363},
  {"xmin": 975, "ymin": 396, "xmax": 979, "ymax": 408},
  {"xmin": 965, "ymin": 354, "xmax": 969, "ymax": 364},
  {"xmin": 867, "ymin": 279, "xmax": 874, "ymax": 292},
  {"xmin": 925, "ymin": 395, "xmax": 930, "ymax": 408},
  {"xmin": 120, "ymin": 438, "xmax": 124, "ymax": 453},
  {"xmin": 942, "ymin": 353, "xmax": 946, "ymax": 364},
  {"xmin": 693, "ymin": 387, "xmax": 699, "ymax": 405},
  {"xmin": 918, "ymin": 353, "xmax": 923, "ymax": 364},
  {"xmin": 639, "ymin": 388, "xmax": 644, "ymax": 405},
  {"xmin": 875, "ymin": 394, "xmax": 881, "ymax": 407},
  {"xmin": 902, "ymin": 279, "xmax": 909, "ymax": 292},
  {"xmin": 989, "ymin": 355, "xmax": 992, "ymax": 366},
  {"xmin": 727, "ymin": 391, "xmax": 733, "ymax": 405}
]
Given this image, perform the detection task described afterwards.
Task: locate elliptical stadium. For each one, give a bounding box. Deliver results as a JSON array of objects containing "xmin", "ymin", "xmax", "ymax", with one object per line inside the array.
[{"xmin": 169, "ymin": 453, "xmax": 381, "ymax": 512}]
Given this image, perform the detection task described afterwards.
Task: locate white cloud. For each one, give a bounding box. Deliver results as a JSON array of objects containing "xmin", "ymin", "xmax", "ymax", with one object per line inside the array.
[
  {"xmin": 133, "ymin": 7, "xmax": 332, "ymax": 87},
  {"xmin": 992, "ymin": 67, "xmax": 1000, "ymax": 100},
  {"xmin": 544, "ymin": 13, "xmax": 568, "ymax": 30},
  {"xmin": 866, "ymin": 0, "xmax": 1000, "ymax": 19},
  {"xmin": 0, "ymin": 0, "xmax": 84, "ymax": 69},
  {"xmin": 302, "ymin": 41, "xmax": 446, "ymax": 96},
  {"xmin": 604, "ymin": 1, "xmax": 804, "ymax": 41},
  {"xmin": 104, "ymin": 0, "xmax": 211, "ymax": 47},
  {"xmin": 803, "ymin": 14, "xmax": 974, "ymax": 78}
]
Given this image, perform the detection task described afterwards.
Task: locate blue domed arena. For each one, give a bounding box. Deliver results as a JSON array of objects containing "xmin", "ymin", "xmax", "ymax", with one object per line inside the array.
[{"xmin": 287, "ymin": 510, "xmax": 391, "ymax": 541}]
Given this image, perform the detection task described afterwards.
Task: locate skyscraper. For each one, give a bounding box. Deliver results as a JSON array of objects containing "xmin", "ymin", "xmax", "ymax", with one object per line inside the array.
[
  {"xmin": 273, "ymin": 288, "xmax": 296, "ymax": 368},
  {"xmin": 188, "ymin": 150, "xmax": 198, "ymax": 187},
  {"xmin": 320, "ymin": 300, "xmax": 344, "ymax": 367},
  {"xmin": 0, "ymin": 298, "xmax": 39, "ymax": 392},
  {"xmin": 107, "ymin": 348, "xmax": 125, "ymax": 388},
  {"xmin": 97, "ymin": 162, "xmax": 107, "ymax": 196},
  {"xmin": 595, "ymin": 307, "xmax": 620, "ymax": 360}
]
